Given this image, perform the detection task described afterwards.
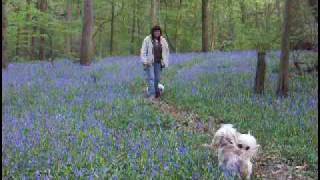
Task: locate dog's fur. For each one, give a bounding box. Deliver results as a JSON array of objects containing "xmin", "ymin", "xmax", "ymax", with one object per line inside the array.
[
  {"xmin": 146, "ymin": 83, "xmax": 164, "ymax": 94},
  {"xmin": 203, "ymin": 124, "xmax": 259, "ymax": 179}
]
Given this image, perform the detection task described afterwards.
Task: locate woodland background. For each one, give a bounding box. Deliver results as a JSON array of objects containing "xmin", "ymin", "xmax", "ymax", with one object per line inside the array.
[{"xmin": 2, "ymin": 0, "xmax": 318, "ymax": 63}]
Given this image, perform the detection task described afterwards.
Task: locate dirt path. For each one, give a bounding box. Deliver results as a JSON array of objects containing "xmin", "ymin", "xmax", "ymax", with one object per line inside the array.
[
  {"xmin": 148, "ymin": 98, "xmax": 216, "ymax": 134},
  {"xmin": 147, "ymin": 98, "xmax": 314, "ymax": 180}
]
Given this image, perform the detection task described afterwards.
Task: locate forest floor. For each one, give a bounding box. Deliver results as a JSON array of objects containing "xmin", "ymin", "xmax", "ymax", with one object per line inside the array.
[
  {"xmin": 3, "ymin": 51, "xmax": 317, "ymax": 178},
  {"xmin": 148, "ymin": 97, "xmax": 314, "ymax": 180}
]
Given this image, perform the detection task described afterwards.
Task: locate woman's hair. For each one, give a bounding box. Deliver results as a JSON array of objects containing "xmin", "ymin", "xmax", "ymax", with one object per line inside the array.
[{"xmin": 151, "ymin": 25, "xmax": 162, "ymax": 40}]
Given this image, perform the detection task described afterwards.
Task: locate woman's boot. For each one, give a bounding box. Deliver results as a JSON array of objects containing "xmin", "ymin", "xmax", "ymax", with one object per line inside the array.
[{"xmin": 155, "ymin": 89, "xmax": 161, "ymax": 98}]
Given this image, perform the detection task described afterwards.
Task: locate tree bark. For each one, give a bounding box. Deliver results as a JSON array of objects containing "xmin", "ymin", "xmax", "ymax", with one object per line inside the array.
[
  {"xmin": 228, "ymin": 0, "xmax": 235, "ymax": 43},
  {"xmin": 255, "ymin": 1, "xmax": 259, "ymax": 28},
  {"xmin": 174, "ymin": 1, "xmax": 182, "ymax": 52},
  {"xmin": 239, "ymin": 0, "xmax": 246, "ymax": 24},
  {"xmin": 254, "ymin": 51, "xmax": 266, "ymax": 94},
  {"xmin": 210, "ymin": 18, "xmax": 215, "ymax": 50},
  {"xmin": 210, "ymin": 2, "xmax": 215, "ymax": 50},
  {"xmin": 65, "ymin": 0, "xmax": 72, "ymax": 56},
  {"xmin": 2, "ymin": 0, "xmax": 8, "ymax": 68},
  {"xmin": 25, "ymin": 0, "xmax": 32, "ymax": 60},
  {"xmin": 163, "ymin": 1, "xmax": 175, "ymax": 52},
  {"xmin": 80, "ymin": 0, "xmax": 93, "ymax": 65},
  {"xmin": 152, "ymin": 0, "xmax": 160, "ymax": 26},
  {"xmin": 16, "ymin": 25, "xmax": 21, "ymax": 57},
  {"xmin": 276, "ymin": 0, "xmax": 281, "ymax": 19},
  {"xmin": 264, "ymin": 1, "xmax": 271, "ymax": 32},
  {"xmin": 77, "ymin": 0, "xmax": 81, "ymax": 18},
  {"xmin": 202, "ymin": 0, "xmax": 209, "ymax": 52},
  {"xmin": 308, "ymin": 0, "xmax": 318, "ymax": 22},
  {"xmin": 110, "ymin": 1, "xmax": 115, "ymax": 55},
  {"xmin": 277, "ymin": 0, "xmax": 292, "ymax": 97},
  {"xmin": 130, "ymin": 0, "xmax": 136, "ymax": 54},
  {"xmin": 38, "ymin": 0, "xmax": 48, "ymax": 60}
]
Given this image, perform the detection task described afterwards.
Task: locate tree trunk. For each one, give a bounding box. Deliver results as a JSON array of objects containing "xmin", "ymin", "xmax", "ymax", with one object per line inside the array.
[
  {"xmin": 210, "ymin": 3, "xmax": 215, "ymax": 50},
  {"xmin": 31, "ymin": 29, "xmax": 36, "ymax": 60},
  {"xmin": 308, "ymin": 0, "xmax": 318, "ymax": 22},
  {"xmin": 228, "ymin": 0, "xmax": 235, "ymax": 43},
  {"xmin": 26, "ymin": 0, "xmax": 32, "ymax": 60},
  {"xmin": 239, "ymin": 0, "xmax": 246, "ymax": 24},
  {"xmin": 255, "ymin": 1, "xmax": 259, "ymax": 28},
  {"xmin": 254, "ymin": 51, "xmax": 266, "ymax": 94},
  {"xmin": 16, "ymin": 25, "xmax": 21, "ymax": 57},
  {"xmin": 210, "ymin": 19, "xmax": 215, "ymax": 50},
  {"xmin": 2, "ymin": 0, "xmax": 8, "ymax": 68},
  {"xmin": 174, "ymin": 1, "xmax": 182, "ymax": 52},
  {"xmin": 38, "ymin": 0, "xmax": 48, "ymax": 60},
  {"xmin": 110, "ymin": 1, "xmax": 115, "ymax": 55},
  {"xmin": 130, "ymin": 0, "xmax": 136, "ymax": 54},
  {"xmin": 163, "ymin": 0, "xmax": 175, "ymax": 51},
  {"xmin": 152, "ymin": 0, "xmax": 160, "ymax": 26},
  {"xmin": 264, "ymin": 1, "xmax": 271, "ymax": 32},
  {"xmin": 150, "ymin": 0, "xmax": 154, "ymax": 27},
  {"xmin": 202, "ymin": 0, "xmax": 209, "ymax": 52},
  {"xmin": 137, "ymin": 13, "xmax": 141, "ymax": 52},
  {"xmin": 277, "ymin": 0, "xmax": 292, "ymax": 97},
  {"xmin": 276, "ymin": 0, "xmax": 281, "ymax": 18},
  {"xmin": 77, "ymin": 0, "xmax": 81, "ymax": 18},
  {"xmin": 80, "ymin": 0, "xmax": 93, "ymax": 65},
  {"xmin": 65, "ymin": 0, "xmax": 72, "ymax": 56}
]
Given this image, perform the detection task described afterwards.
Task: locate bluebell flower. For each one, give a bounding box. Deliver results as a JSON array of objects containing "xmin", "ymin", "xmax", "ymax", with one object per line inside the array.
[
  {"xmin": 35, "ymin": 170, "xmax": 41, "ymax": 180},
  {"xmin": 173, "ymin": 163, "xmax": 180, "ymax": 169},
  {"xmin": 178, "ymin": 145, "xmax": 188, "ymax": 155},
  {"xmin": 192, "ymin": 172, "xmax": 201, "ymax": 180}
]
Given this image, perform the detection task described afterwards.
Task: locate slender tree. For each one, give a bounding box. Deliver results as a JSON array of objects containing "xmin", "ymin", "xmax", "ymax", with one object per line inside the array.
[
  {"xmin": 30, "ymin": 0, "xmax": 37, "ymax": 60},
  {"xmin": 16, "ymin": 11, "xmax": 21, "ymax": 57},
  {"xmin": 110, "ymin": 0, "xmax": 115, "ymax": 55},
  {"xmin": 210, "ymin": 1, "xmax": 216, "ymax": 50},
  {"xmin": 152, "ymin": 0, "xmax": 160, "ymax": 26},
  {"xmin": 202, "ymin": 0, "xmax": 209, "ymax": 52},
  {"xmin": 239, "ymin": 0, "xmax": 246, "ymax": 24},
  {"xmin": 38, "ymin": 0, "xmax": 48, "ymax": 60},
  {"xmin": 163, "ymin": 0, "xmax": 175, "ymax": 51},
  {"xmin": 255, "ymin": 1, "xmax": 259, "ymax": 28},
  {"xmin": 276, "ymin": 0, "xmax": 281, "ymax": 19},
  {"xmin": 308, "ymin": 0, "xmax": 318, "ymax": 21},
  {"xmin": 2, "ymin": 0, "xmax": 8, "ymax": 68},
  {"xmin": 130, "ymin": 0, "xmax": 136, "ymax": 54},
  {"xmin": 77, "ymin": 0, "xmax": 81, "ymax": 17},
  {"xmin": 174, "ymin": 1, "xmax": 183, "ymax": 52},
  {"xmin": 80, "ymin": 0, "xmax": 93, "ymax": 65},
  {"xmin": 254, "ymin": 51, "xmax": 266, "ymax": 94},
  {"xmin": 26, "ymin": 0, "xmax": 32, "ymax": 60},
  {"xmin": 277, "ymin": 0, "xmax": 292, "ymax": 97},
  {"xmin": 65, "ymin": 0, "xmax": 72, "ymax": 56}
]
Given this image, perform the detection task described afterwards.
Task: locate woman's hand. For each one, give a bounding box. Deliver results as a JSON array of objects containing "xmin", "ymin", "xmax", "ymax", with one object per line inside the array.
[{"xmin": 143, "ymin": 63, "xmax": 150, "ymax": 70}]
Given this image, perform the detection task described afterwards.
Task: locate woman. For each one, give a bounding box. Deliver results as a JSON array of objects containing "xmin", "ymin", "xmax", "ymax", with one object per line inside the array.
[{"xmin": 140, "ymin": 25, "xmax": 169, "ymax": 99}]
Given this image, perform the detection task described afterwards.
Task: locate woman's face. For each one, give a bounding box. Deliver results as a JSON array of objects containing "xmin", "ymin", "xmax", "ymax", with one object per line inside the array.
[{"xmin": 153, "ymin": 30, "xmax": 161, "ymax": 38}]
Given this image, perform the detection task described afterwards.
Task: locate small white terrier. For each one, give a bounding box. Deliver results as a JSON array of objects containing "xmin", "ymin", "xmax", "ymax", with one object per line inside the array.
[
  {"xmin": 203, "ymin": 124, "xmax": 259, "ymax": 179},
  {"xmin": 158, "ymin": 83, "xmax": 164, "ymax": 93},
  {"xmin": 146, "ymin": 83, "xmax": 164, "ymax": 94}
]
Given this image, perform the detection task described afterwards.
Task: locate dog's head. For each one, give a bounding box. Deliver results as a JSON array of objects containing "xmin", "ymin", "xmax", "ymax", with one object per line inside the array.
[
  {"xmin": 237, "ymin": 132, "xmax": 259, "ymax": 159},
  {"xmin": 213, "ymin": 124, "xmax": 239, "ymax": 147},
  {"xmin": 158, "ymin": 83, "xmax": 164, "ymax": 93}
]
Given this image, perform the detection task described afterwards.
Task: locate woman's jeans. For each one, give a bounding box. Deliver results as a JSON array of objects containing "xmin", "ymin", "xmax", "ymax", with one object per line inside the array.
[{"xmin": 144, "ymin": 62, "xmax": 161, "ymax": 97}]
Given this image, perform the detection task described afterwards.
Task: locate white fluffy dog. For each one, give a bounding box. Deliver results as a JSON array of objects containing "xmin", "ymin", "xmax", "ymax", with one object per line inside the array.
[
  {"xmin": 203, "ymin": 124, "xmax": 259, "ymax": 179},
  {"xmin": 158, "ymin": 83, "xmax": 164, "ymax": 93},
  {"xmin": 146, "ymin": 83, "xmax": 164, "ymax": 94}
]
